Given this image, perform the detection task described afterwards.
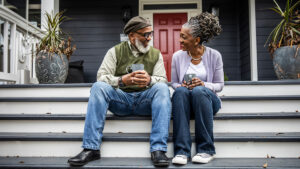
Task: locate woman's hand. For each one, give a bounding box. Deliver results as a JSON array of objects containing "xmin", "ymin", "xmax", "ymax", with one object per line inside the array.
[
  {"xmin": 188, "ymin": 77, "xmax": 204, "ymax": 89},
  {"xmin": 181, "ymin": 81, "xmax": 189, "ymax": 88}
]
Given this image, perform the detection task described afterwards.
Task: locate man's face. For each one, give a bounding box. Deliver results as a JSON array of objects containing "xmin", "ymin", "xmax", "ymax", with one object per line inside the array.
[{"xmin": 131, "ymin": 26, "xmax": 153, "ymax": 47}]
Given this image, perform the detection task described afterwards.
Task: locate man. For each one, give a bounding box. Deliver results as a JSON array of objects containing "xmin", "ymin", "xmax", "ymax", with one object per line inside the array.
[{"xmin": 68, "ymin": 16, "xmax": 171, "ymax": 167}]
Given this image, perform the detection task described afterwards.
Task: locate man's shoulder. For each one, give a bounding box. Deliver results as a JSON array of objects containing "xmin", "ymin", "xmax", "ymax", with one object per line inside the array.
[{"xmin": 150, "ymin": 46, "xmax": 161, "ymax": 54}]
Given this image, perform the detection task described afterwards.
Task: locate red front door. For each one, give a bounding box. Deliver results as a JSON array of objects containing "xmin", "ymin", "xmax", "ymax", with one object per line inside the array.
[{"xmin": 153, "ymin": 13, "xmax": 187, "ymax": 81}]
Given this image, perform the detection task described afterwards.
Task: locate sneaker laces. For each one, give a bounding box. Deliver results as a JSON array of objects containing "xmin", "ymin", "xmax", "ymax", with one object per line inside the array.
[
  {"xmin": 195, "ymin": 153, "xmax": 211, "ymax": 158},
  {"xmin": 175, "ymin": 155, "xmax": 187, "ymax": 159}
]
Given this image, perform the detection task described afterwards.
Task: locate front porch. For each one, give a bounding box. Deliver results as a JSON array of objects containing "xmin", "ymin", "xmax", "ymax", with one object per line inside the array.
[{"xmin": 0, "ymin": 0, "xmax": 290, "ymax": 84}]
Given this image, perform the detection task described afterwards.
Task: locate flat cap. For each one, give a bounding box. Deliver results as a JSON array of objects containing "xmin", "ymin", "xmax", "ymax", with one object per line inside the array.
[{"xmin": 124, "ymin": 16, "xmax": 151, "ymax": 34}]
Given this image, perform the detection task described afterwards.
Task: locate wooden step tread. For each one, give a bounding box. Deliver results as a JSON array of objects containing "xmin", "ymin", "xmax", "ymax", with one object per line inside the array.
[
  {"xmin": 0, "ymin": 112, "xmax": 299, "ymax": 120},
  {"xmin": 0, "ymin": 132, "xmax": 299, "ymax": 142},
  {"xmin": 0, "ymin": 157, "xmax": 299, "ymax": 169},
  {"xmin": 1, "ymin": 95, "xmax": 300, "ymax": 102}
]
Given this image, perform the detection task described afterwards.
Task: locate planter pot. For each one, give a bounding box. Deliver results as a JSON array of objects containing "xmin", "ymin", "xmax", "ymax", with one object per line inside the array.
[
  {"xmin": 273, "ymin": 45, "xmax": 300, "ymax": 79},
  {"xmin": 35, "ymin": 51, "xmax": 69, "ymax": 84}
]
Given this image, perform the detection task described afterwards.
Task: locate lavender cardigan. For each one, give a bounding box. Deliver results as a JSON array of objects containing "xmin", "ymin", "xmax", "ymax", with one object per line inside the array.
[{"xmin": 171, "ymin": 47, "xmax": 224, "ymax": 94}]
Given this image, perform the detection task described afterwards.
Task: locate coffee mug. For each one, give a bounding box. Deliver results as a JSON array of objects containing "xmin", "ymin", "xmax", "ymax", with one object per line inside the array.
[{"xmin": 126, "ymin": 64, "xmax": 144, "ymax": 73}]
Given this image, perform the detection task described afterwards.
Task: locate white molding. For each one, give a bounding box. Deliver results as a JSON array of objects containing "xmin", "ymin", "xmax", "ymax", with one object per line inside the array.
[
  {"xmin": 0, "ymin": 72, "xmax": 18, "ymax": 82},
  {"xmin": 139, "ymin": 0, "xmax": 202, "ymax": 46},
  {"xmin": 41, "ymin": 0, "xmax": 59, "ymax": 31},
  {"xmin": 249, "ymin": 0, "xmax": 258, "ymax": 81}
]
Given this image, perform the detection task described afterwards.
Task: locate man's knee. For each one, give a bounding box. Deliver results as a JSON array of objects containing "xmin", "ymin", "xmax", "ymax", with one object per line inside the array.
[
  {"xmin": 91, "ymin": 81, "xmax": 110, "ymax": 90},
  {"xmin": 152, "ymin": 83, "xmax": 169, "ymax": 95}
]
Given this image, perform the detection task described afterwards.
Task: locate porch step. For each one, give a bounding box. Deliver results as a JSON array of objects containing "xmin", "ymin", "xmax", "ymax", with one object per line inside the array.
[
  {"xmin": 1, "ymin": 80, "xmax": 300, "ymax": 97},
  {"xmin": 0, "ymin": 96, "xmax": 299, "ymax": 114},
  {"xmin": 0, "ymin": 132, "xmax": 299, "ymax": 158},
  {"xmin": 0, "ymin": 113, "xmax": 299, "ymax": 133},
  {"xmin": 1, "ymin": 157, "xmax": 300, "ymax": 169}
]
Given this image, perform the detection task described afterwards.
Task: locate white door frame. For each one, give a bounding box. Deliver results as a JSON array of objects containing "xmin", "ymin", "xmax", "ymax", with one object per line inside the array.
[{"xmin": 139, "ymin": 0, "xmax": 202, "ymax": 46}]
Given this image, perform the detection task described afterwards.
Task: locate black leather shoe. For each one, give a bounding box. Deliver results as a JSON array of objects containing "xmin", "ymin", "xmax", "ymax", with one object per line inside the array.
[
  {"xmin": 68, "ymin": 149, "xmax": 100, "ymax": 166},
  {"xmin": 151, "ymin": 151, "xmax": 169, "ymax": 167}
]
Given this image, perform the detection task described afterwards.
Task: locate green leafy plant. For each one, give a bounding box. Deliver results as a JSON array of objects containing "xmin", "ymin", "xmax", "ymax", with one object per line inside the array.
[
  {"xmin": 265, "ymin": 0, "xmax": 300, "ymax": 55},
  {"xmin": 36, "ymin": 10, "xmax": 76, "ymax": 60}
]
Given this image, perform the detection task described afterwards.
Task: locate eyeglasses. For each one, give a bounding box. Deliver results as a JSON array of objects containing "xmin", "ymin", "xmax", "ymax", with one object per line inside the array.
[{"xmin": 135, "ymin": 31, "xmax": 153, "ymax": 38}]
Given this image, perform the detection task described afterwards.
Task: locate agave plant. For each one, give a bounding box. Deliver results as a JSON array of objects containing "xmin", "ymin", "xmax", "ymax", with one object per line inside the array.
[
  {"xmin": 36, "ymin": 10, "xmax": 76, "ymax": 60},
  {"xmin": 265, "ymin": 0, "xmax": 300, "ymax": 55}
]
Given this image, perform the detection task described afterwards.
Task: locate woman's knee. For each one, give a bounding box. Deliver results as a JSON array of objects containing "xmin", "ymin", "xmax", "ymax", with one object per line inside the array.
[
  {"xmin": 191, "ymin": 86, "xmax": 208, "ymax": 97},
  {"xmin": 174, "ymin": 86, "xmax": 189, "ymax": 97}
]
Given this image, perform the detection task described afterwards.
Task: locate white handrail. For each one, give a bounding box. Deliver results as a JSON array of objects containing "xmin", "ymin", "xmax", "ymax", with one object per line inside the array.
[{"xmin": 0, "ymin": 5, "xmax": 43, "ymax": 84}]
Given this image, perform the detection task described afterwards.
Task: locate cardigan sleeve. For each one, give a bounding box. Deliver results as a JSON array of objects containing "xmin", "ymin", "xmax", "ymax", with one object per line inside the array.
[
  {"xmin": 171, "ymin": 53, "xmax": 181, "ymax": 89},
  {"xmin": 204, "ymin": 52, "xmax": 224, "ymax": 93}
]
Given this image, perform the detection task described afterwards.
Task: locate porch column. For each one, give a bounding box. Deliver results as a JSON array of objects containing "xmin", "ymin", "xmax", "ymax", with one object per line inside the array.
[
  {"xmin": 41, "ymin": 0, "xmax": 59, "ymax": 31},
  {"xmin": 249, "ymin": 0, "xmax": 258, "ymax": 81}
]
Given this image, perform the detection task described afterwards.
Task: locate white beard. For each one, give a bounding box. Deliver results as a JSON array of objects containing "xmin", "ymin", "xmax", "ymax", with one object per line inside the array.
[{"xmin": 135, "ymin": 39, "xmax": 150, "ymax": 54}]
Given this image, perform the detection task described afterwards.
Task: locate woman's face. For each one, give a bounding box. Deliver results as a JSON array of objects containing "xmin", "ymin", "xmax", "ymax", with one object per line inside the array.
[{"xmin": 179, "ymin": 27, "xmax": 197, "ymax": 51}]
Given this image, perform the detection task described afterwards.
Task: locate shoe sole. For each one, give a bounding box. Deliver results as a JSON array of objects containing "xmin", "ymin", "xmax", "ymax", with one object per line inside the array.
[
  {"xmin": 68, "ymin": 156, "xmax": 100, "ymax": 166},
  {"xmin": 153, "ymin": 161, "xmax": 170, "ymax": 167}
]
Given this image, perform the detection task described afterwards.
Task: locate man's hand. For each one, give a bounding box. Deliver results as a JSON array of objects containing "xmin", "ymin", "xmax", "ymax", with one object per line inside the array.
[
  {"xmin": 122, "ymin": 73, "xmax": 135, "ymax": 86},
  {"xmin": 132, "ymin": 70, "xmax": 151, "ymax": 87},
  {"xmin": 121, "ymin": 70, "xmax": 151, "ymax": 87}
]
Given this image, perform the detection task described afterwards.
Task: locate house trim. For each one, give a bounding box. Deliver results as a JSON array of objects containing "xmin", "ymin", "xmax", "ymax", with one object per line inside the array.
[
  {"xmin": 139, "ymin": 0, "xmax": 202, "ymax": 46},
  {"xmin": 249, "ymin": 0, "xmax": 258, "ymax": 81}
]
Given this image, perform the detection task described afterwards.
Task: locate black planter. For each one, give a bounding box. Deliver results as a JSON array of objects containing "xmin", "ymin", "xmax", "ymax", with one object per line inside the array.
[
  {"xmin": 36, "ymin": 51, "xmax": 69, "ymax": 83},
  {"xmin": 273, "ymin": 45, "xmax": 300, "ymax": 79}
]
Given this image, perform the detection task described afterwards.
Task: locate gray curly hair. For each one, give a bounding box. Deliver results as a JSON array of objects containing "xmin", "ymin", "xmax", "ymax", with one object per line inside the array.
[{"xmin": 183, "ymin": 12, "xmax": 222, "ymax": 44}]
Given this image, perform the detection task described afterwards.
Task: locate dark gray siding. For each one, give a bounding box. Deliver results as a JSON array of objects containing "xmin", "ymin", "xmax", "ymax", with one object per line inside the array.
[
  {"xmin": 60, "ymin": 0, "xmax": 138, "ymax": 83},
  {"xmin": 203, "ymin": 0, "xmax": 241, "ymax": 81},
  {"xmin": 255, "ymin": 0, "xmax": 286, "ymax": 80},
  {"xmin": 238, "ymin": 0, "xmax": 250, "ymax": 80}
]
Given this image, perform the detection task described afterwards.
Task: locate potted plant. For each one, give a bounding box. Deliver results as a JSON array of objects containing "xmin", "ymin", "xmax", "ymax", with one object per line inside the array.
[
  {"xmin": 266, "ymin": 0, "xmax": 300, "ymax": 79},
  {"xmin": 36, "ymin": 11, "xmax": 76, "ymax": 84}
]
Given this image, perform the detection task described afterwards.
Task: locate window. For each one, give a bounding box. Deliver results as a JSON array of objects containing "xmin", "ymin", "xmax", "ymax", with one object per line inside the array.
[{"xmin": 2, "ymin": 0, "xmax": 41, "ymax": 28}]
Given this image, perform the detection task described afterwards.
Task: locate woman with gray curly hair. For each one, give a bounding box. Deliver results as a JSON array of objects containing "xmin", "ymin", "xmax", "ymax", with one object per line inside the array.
[{"xmin": 171, "ymin": 12, "xmax": 224, "ymax": 165}]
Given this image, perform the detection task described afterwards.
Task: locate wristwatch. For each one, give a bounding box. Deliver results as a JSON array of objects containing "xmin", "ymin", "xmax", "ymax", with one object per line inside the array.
[{"xmin": 118, "ymin": 76, "xmax": 125, "ymax": 87}]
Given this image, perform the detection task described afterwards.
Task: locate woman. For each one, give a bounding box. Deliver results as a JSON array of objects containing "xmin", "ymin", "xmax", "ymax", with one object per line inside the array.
[{"xmin": 171, "ymin": 12, "xmax": 224, "ymax": 165}]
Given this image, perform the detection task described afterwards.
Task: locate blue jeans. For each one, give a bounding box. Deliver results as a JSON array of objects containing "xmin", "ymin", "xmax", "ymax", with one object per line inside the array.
[
  {"xmin": 172, "ymin": 86, "xmax": 221, "ymax": 157},
  {"xmin": 82, "ymin": 82, "xmax": 171, "ymax": 152}
]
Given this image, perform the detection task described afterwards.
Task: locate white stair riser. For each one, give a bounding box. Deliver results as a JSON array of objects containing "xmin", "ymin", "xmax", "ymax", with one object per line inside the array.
[
  {"xmin": 0, "ymin": 100, "xmax": 299, "ymax": 114},
  {"xmin": 0, "ymin": 141, "xmax": 299, "ymax": 158},
  {"xmin": 0, "ymin": 119, "xmax": 299, "ymax": 133},
  {"xmin": 1, "ymin": 85, "xmax": 300, "ymax": 97}
]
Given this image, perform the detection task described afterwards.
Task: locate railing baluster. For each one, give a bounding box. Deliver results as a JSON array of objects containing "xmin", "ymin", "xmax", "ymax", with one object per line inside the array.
[
  {"xmin": 3, "ymin": 21, "xmax": 8, "ymax": 73},
  {"xmin": 10, "ymin": 23, "xmax": 16, "ymax": 74}
]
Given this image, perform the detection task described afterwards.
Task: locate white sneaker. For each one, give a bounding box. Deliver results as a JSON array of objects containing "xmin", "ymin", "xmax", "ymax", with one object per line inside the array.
[
  {"xmin": 192, "ymin": 153, "xmax": 214, "ymax": 163},
  {"xmin": 172, "ymin": 155, "xmax": 188, "ymax": 165}
]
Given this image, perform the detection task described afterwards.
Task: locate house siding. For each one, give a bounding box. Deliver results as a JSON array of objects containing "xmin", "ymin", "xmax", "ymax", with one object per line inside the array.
[
  {"xmin": 60, "ymin": 0, "xmax": 138, "ymax": 83},
  {"xmin": 255, "ymin": 0, "xmax": 286, "ymax": 80},
  {"xmin": 239, "ymin": 0, "xmax": 250, "ymax": 80},
  {"xmin": 203, "ymin": 0, "xmax": 241, "ymax": 81}
]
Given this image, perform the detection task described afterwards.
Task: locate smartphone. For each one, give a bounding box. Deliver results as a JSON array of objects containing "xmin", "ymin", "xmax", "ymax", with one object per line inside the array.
[{"xmin": 184, "ymin": 74, "xmax": 196, "ymax": 84}]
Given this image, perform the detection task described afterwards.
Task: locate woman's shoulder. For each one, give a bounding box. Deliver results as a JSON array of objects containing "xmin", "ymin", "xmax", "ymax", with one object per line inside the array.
[
  {"xmin": 173, "ymin": 50, "xmax": 188, "ymax": 59},
  {"xmin": 205, "ymin": 46, "xmax": 222, "ymax": 58}
]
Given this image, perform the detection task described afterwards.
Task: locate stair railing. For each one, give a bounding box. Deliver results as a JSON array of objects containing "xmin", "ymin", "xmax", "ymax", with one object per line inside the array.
[{"xmin": 0, "ymin": 5, "xmax": 43, "ymax": 84}]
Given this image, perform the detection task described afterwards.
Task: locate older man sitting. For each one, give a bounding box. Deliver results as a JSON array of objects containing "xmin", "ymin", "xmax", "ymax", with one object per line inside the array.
[{"xmin": 67, "ymin": 16, "xmax": 171, "ymax": 167}]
